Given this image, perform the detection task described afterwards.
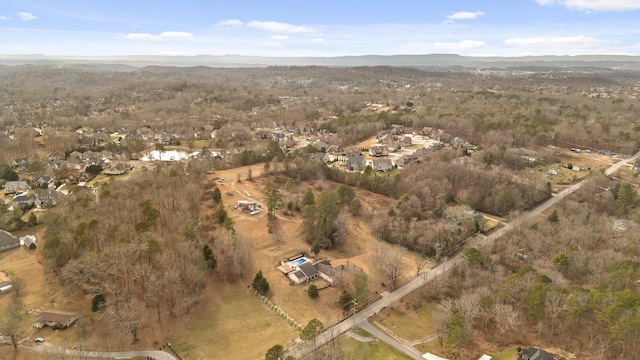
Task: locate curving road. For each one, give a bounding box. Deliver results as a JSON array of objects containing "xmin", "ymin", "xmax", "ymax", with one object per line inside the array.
[
  {"xmin": 286, "ymin": 150, "xmax": 640, "ymax": 359},
  {"xmin": 21, "ymin": 344, "xmax": 177, "ymax": 360}
]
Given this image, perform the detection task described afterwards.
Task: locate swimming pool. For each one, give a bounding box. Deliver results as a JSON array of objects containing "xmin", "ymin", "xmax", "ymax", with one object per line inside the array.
[{"xmin": 289, "ymin": 257, "xmax": 310, "ymax": 267}]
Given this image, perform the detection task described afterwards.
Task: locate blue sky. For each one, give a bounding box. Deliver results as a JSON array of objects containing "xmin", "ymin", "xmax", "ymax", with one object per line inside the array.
[{"xmin": 1, "ymin": 0, "xmax": 639, "ymax": 56}]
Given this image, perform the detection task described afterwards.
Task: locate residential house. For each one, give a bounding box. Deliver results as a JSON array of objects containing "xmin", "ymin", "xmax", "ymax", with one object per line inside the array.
[
  {"xmin": 395, "ymin": 153, "xmax": 421, "ymax": 168},
  {"xmin": 105, "ymin": 162, "xmax": 132, "ymax": 176},
  {"xmin": 78, "ymin": 172, "xmax": 94, "ymax": 183},
  {"xmin": 235, "ymin": 200, "xmax": 259, "ymax": 212},
  {"xmin": 369, "ymin": 145, "xmax": 389, "ymax": 157},
  {"xmin": 114, "ymin": 150, "xmax": 132, "ymax": 160},
  {"xmin": 390, "ymin": 124, "xmax": 405, "ymax": 134},
  {"xmin": 35, "ymin": 190, "xmax": 61, "ymax": 209},
  {"xmin": 33, "ymin": 310, "xmax": 79, "ymax": 330},
  {"xmin": 159, "ymin": 132, "xmax": 174, "ymax": 145},
  {"xmin": 99, "ymin": 150, "xmax": 114, "ymax": 160},
  {"xmin": 288, "ymin": 262, "xmax": 320, "ymax": 284},
  {"xmin": 345, "ymin": 146, "xmax": 362, "ymax": 157},
  {"xmin": 4, "ymin": 180, "xmax": 29, "ymax": 195},
  {"xmin": 313, "ymin": 140, "xmax": 328, "ymax": 151},
  {"xmin": 12, "ymin": 157, "xmax": 29, "ymax": 171},
  {"xmin": 79, "ymin": 150, "xmax": 97, "ymax": 161},
  {"xmin": 0, "ymin": 230, "xmax": 19, "ymax": 253},
  {"xmin": 65, "ymin": 158, "xmax": 85, "ymax": 171},
  {"xmin": 313, "ymin": 260, "xmax": 341, "ymax": 285},
  {"xmin": 419, "ymin": 126, "xmax": 434, "ymax": 137},
  {"xmin": 13, "ymin": 194, "xmax": 35, "ymax": 209},
  {"xmin": 66, "ymin": 174, "xmax": 79, "ymax": 185},
  {"xmin": 401, "ymin": 135, "xmax": 412, "ymax": 147},
  {"xmin": 372, "ymin": 158, "xmax": 394, "ymax": 172},
  {"xmin": 68, "ymin": 151, "xmax": 82, "ymax": 159},
  {"xmin": 86, "ymin": 158, "xmax": 108, "ymax": 168},
  {"xmin": 517, "ymin": 348, "xmax": 554, "ymax": 360},
  {"xmin": 33, "ymin": 175, "xmax": 54, "ymax": 189},
  {"xmin": 281, "ymin": 137, "xmax": 296, "ymax": 150},
  {"xmin": 47, "ymin": 151, "xmax": 64, "ymax": 162},
  {"xmin": 326, "ymin": 145, "xmax": 345, "ymax": 156},
  {"xmin": 346, "ymin": 156, "xmax": 366, "ymax": 172},
  {"xmin": 94, "ymin": 133, "xmax": 110, "ymax": 144}
]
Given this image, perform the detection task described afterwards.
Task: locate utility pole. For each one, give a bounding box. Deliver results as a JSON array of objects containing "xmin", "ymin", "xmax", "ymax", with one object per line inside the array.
[{"xmin": 352, "ymin": 298, "xmax": 358, "ymax": 325}]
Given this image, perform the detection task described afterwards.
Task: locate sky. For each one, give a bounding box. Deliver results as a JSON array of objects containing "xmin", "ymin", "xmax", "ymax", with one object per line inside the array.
[{"xmin": 1, "ymin": 0, "xmax": 640, "ymax": 57}]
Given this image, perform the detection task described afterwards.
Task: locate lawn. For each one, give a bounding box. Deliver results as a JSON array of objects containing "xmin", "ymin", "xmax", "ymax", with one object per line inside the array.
[
  {"xmin": 339, "ymin": 328, "xmax": 414, "ymax": 360},
  {"xmin": 491, "ymin": 346, "xmax": 520, "ymax": 360},
  {"xmin": 370, "ymin": 300, "xmax": 439, "ymax": 342},
  {"xmin": 167, "ymin": 281, "xmax": 299, "ymax": 360}
]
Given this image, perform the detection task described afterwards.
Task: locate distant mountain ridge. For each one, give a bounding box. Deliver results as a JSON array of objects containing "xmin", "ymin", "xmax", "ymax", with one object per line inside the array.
[{"xmin": 1, "ymin": 54, "xmax": 639, "ymax": 69}]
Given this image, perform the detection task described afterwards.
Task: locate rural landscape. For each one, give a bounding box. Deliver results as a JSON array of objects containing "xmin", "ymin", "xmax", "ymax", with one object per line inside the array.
[{"xmin": 1, "ymin": 56, "xmax": 640, "ymax": 360}]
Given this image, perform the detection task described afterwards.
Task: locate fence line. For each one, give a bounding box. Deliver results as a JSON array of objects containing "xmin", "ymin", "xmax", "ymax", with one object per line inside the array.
[{"xmin": 250, "ymin": 287, "xmax": 303, "ymax": 331}]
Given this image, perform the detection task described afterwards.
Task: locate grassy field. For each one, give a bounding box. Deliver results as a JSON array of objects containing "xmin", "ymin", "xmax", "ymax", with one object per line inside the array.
[
  {"xmin": 339, "ymin": 328, "xmax": 414, "ymax": 360},
  {"xmin": 491, "ymin": 346, "xmax": 519, "ymax": 360},
  {"xmin": 370, "ymin": 297, "xmax": 439, "ymax": 342},
  {"xmin": 167, "ymin": 280, "xmax": 299, "ymax": 360}
]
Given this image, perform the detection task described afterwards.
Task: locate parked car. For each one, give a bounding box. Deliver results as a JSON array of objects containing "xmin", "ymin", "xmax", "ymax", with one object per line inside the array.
[{"xmin": 35, "ymin": 337, "xmax": 44, "ymax": 343}]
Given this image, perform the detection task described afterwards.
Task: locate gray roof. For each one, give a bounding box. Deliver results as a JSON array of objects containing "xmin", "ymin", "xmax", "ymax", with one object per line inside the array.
[
  {"xmin": 298, "ymin": 262, "xmax": 319, "ymax": 278},
  {"xmin": 0, "ymin": 230, "xmax": 18, "ymax": 247},
  {"xmin": 291, "ymin": 270, "xmax": 306, "ymax": 280},
  {"xmin": 521, "ymin": 348, "xmax": 554, "ymax": 360}
]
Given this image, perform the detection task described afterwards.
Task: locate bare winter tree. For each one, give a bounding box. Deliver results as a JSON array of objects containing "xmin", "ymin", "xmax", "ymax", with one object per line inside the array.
[
  {"xmin": 107, "ymin": 298, "xmax": 145, "ymax": 344},
  {"xmin": 373, "ymin": 242, "xmax": 404, "ymax": 290},
  {"xmin": 0, "ymin": 302, "xmax": 26, "ymax": 353}
]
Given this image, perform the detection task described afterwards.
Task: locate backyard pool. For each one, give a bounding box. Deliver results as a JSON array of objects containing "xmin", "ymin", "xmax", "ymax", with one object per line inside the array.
[{"xmin": 289, "ymin": 257, "xmax": 310, "ymax": 267}]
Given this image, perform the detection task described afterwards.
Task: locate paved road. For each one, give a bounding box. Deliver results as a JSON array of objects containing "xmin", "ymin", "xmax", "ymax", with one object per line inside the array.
[
  {"xmin": 358, "ymin": 320, "xmax": 424, "ymax": 360},
  {"xmin": 286, "ymin": 149, "xmax": 640, "ymax": 359},
  {"xmin": 21, "ymin": 344, "xmax": 177, "ymax": 360}
]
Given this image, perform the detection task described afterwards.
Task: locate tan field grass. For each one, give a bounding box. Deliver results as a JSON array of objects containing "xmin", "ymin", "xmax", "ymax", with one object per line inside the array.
[{"xmin": 340, "ymin": 328, "xmax": 413, "ymax": 360}]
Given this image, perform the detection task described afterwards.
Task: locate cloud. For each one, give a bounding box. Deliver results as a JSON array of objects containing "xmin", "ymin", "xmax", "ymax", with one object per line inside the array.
[
  {"xmin": 159, "ymin": 31, "xmax": 193, "ymax": 39},
  {"xmin": 248, "ymin": 21, "xmax": 313, "ymax": 33},
  {"xmin": 216, "ymin": 19, "xmax": 243, "ymax": 27},
  {"xmin": 17, "ymin": 12, "xmax": 37, "ymax": 21},
  {"xmin": 446, "ymin": 11, "xmax": 485, "ymax": 22},
  {"xmin": 534, "ymin": 0, "xmax": 640, "ymax": 11},
  {"xmin": 504, "ymin": 35, "xmax": 608, "ymax": 48},
  {"xmin": 311, "ymin": 38, "xmax": 326, "ymax": 43},
  {"xmin": 120, "ymin": 31, "xmax": 193, "ymax": 41},
  {"xmin": 0, "ymin": 16, "xmax": 9, "ymax": 21},
  {"xmin": 269, "ymin": 35, "xmax": 289, "ymax": 40}
]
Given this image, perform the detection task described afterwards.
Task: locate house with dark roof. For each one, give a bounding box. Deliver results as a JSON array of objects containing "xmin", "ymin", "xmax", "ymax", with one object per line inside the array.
[
  {"xmin": 298, "ymin": 262, "xmax": 319, "ymax": 281},
  {"xmin": 12, "ymin": 194, "xmax": 35, "ymax": 210},
  {"xmin": 347, "ymin": 156, "xmax": 366, "ymax": 172},
  {"xmin": 518, "ymin": 347, "xmax": 554, "ymax": 360},
  {"xmin": 35, "ymin": 189, "xmax": 61, "ymax": 209},
  {"xmin": 285, "ymin": 258, "xmax": 341, "ymax": 285},
  {"xmin": 0, "ymin": 230, "xmax": 19, "ymax": 253}
]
